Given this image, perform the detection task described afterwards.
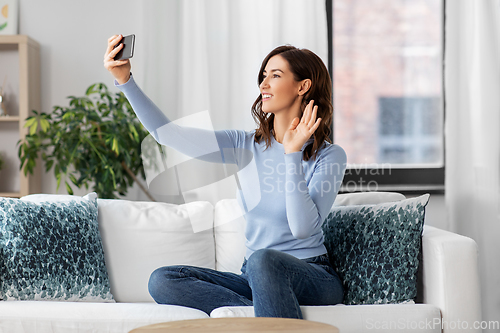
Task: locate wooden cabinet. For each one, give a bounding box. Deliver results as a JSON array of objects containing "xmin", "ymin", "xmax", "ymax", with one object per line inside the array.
[{"xmin": 0, "ymin": 35, "xmax": 41, "ymax": 197}]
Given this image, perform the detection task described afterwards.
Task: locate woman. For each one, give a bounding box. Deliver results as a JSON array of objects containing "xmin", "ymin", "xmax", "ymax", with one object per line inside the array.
[{"xmin": 104, "ymin": 35, "xmax": 347, "ymax": 319}]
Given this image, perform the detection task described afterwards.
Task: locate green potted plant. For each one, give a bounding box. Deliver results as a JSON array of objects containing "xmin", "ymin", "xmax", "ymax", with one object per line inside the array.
[{"xmin": 18, "ymin": 83, "xmax": 156, "ymax": 200}]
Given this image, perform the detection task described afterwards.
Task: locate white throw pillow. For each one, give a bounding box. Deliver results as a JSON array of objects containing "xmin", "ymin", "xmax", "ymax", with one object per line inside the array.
[
  {"xmin": 96, "ymin": 199, "xmax": 215, "ymax": 302},
  {"xmin": 214, "ymin": 199, "xmax": 247, "ymax": 274}
]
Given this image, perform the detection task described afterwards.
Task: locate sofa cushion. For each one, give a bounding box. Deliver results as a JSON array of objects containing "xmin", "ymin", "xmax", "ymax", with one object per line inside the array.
[
  {"xmin": 0, "ymin": 301, "xmax": 208, "ymax": 333},
  {"xmin": 210, "ymin": 304, "xmax": 441, "ymax": 333},
  {"xmin": 0, "ymin": 193, "xmax": 114, "ymax": 302},
  {"xmin": 322, "ymin": 194, "xmax": 429, "ymax": 305},
  {"xmin": 96, "ymin": 199, "xmax": 215, "ymax": 302}
]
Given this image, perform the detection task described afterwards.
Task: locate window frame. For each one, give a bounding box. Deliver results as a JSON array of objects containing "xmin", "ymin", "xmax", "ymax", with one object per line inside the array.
[{"xmin": 326, "ymin": 0, "xmax": 445, "ymax": 195}]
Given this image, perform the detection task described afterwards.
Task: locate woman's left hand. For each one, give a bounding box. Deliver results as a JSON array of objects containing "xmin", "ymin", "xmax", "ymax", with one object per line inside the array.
[{"xmin": 283, "ymin": 100, "xmax": 322, "ymax": 154}]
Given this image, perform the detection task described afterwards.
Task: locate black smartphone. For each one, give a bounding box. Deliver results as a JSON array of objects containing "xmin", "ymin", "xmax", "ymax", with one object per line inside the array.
[{"xmin": 114, "ymin": 34, "xmax": 135, "ymax": 60}]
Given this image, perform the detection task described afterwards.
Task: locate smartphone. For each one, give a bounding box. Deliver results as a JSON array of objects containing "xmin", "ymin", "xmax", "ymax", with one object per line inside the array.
[{"xmin": 114, "ymin": 34, "xmax": 135, "ymax": 60}]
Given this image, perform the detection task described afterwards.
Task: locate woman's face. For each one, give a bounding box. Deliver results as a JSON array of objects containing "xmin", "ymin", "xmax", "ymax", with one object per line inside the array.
[{"xmin": 260, "ymin": 55, "xmax": 302, "ymax": 115}]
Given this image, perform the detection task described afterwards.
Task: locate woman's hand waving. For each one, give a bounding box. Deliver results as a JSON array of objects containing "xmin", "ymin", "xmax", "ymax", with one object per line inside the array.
[
  {"xmin": 103, "ymin": 35, "xmax": 131, "ymax": 85},
  {"xmin": 283, "ymin": 100, "xmax": 322, "ymax": 154}
]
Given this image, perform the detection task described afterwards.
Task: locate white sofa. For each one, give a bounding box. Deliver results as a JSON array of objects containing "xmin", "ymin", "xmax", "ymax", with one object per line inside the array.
[{"xmin": 0, "ymin": 192, "xmax": 481, "ymax": 333}]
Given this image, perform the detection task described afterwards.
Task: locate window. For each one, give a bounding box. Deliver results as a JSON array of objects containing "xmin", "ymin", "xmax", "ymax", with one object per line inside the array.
[
  {"xmin": 327, "ymin": 0, "xmax": 445, "ymax": 193},
  {"xmin": 378, "ymin": 97, "xmax": 442, "ymax": 164}
]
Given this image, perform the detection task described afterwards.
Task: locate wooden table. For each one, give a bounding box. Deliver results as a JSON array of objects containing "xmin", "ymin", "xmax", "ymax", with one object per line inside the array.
[{"xmin": 130, "ymin": 317, "xmax": 339, "ymax": 333}]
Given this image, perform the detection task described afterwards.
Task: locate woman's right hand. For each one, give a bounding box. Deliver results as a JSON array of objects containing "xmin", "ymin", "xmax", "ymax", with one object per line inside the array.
[{"xmin": 104, "ymin": 35, "xmax": 132, "ymax": 85}]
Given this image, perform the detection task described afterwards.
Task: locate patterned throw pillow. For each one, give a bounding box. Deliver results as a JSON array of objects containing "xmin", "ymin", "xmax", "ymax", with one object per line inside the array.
[
  {"xmin": 322, "ymin": 194, "xmax": 429, "ymax": 305},
  {"xmin": 0, "ymin": 193, "xmax": 114, "ymax": 302}
]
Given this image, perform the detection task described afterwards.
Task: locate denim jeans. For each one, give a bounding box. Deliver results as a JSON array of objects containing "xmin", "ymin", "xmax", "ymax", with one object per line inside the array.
[{"xmin": 148, "ymin": 248, "xmax": 344, "ymax": 318}]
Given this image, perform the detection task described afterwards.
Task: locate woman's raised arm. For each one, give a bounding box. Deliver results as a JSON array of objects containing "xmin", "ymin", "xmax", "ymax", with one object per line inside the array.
[{"xmin": 104, "ymin": 35, "xmax": 245, "ymax": 166}]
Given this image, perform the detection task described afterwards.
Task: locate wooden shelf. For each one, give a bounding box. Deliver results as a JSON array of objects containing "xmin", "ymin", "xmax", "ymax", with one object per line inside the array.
[
  {"xmin": 0, "ymin": 192, "xmax": 21, "ymax": 198},
  {"xmin": 0, "ymin": 35, "xmax": 41, "ymax": 197},
  {"xmin": 0, "ymin": 116, "xmax": 20, "ymax": 122},
  {"xmin": 0, "ymin": 35, "xmax": 39, "ymax": 48}
]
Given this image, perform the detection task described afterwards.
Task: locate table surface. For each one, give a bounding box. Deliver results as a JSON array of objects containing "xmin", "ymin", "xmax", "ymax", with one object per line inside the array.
[{"xmin": 129, "ymin": 317, "xmax": 339, "ymax": 333}]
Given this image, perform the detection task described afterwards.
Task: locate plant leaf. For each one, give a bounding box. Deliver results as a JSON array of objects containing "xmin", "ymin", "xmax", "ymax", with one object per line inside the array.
[
  {"xmin": 86, "ymin": 84, "xmax": 97, "ymax": 96},
  {"xmin": 65, "ymin": 181, "xmax": 74, "ymax": 195},
  {"xmin": 29, "ymin": 122, "xmax": 38, "ymax": 135},
  {"xmin": 107, "ymin": 166, "xmax": 117, "ymax": 190},
  {"xmin": 45, "ymin": 159, "xmax": 54, "ymax": 172},
  {"xmin": 40, "ymin": 118, "xmax": 50, "ymax": 133},
  {"xmin": 128, "ymin": 123, "xmax": 139, "ymax": 142},
  {"xmin": 24, "ymin": 117, "xmax": 37, "ymax": 128},
  {"xmin": 112, "ymin": 137, "xmax": 119, "ymax": 155},
  {"xmin": 56, "ymin": 173, "xmax": 62, "ymax": 191},
  {"xmin": 69, "ymin": 173, "xmax": 79, "ymax": 186},
  {"xmin": 62, "ymin": 111, "xmax": 74, "ymax": 120}
]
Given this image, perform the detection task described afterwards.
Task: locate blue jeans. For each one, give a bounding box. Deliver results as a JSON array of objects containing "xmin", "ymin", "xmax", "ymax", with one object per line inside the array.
[{"xmin": 148, "ymin": 249, "xmax": 343, "ymax": 318}]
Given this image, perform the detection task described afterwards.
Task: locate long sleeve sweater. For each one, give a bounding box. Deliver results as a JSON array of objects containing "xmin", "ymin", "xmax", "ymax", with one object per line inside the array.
[{"xmin": 116, "ymin": 75, "xmax": 347, "ymax": 260}]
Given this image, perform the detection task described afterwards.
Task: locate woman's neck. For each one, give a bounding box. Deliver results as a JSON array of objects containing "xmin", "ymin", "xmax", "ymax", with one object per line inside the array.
[{"xmin": 272, "ymin": 107, "xmax": 302, "ymax": 144}]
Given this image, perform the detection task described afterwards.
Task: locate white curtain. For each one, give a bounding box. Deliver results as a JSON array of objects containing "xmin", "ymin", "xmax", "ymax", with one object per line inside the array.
[
  {"xmin": 132, "ymin": 0, "xmax": 328, "ymax": 204},
  {"xmin": 445, "ymin": 0, "xmax": 500, "ymax": 329}
]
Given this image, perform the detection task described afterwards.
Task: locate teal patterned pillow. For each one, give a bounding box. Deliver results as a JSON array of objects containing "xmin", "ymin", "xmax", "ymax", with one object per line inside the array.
[
  {"xmin": 322, "ymin": 194, "xmax": 429, "ymax": 305},
  {"xmin": 0, "ymin": 193, "xmax": 114, "ymax": 302}
]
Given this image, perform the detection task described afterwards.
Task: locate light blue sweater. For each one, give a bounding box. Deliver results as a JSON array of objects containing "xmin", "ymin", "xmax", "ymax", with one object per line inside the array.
[{"xmin": 116, "ymin": 75, "xmax": 347, "ymax": 260}]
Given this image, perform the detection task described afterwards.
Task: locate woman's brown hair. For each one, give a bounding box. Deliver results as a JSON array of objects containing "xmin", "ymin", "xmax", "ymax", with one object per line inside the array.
[{"xmin": 251, "ymin": 45, "xmax": 333, "ymax": 161}]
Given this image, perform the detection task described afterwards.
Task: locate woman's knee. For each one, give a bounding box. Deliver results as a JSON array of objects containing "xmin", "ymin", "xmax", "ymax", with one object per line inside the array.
[
  {"xmin": 246, "ymin": 249, "xmax": 283, "ymax": 276},
  {"xmin": 148, "ymin": 266, "xmax": 183, "ymax": 299}
]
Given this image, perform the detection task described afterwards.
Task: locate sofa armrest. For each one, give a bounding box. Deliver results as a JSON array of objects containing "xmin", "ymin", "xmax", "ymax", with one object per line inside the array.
[{"xmin": 421, "ymin": 225, "xmax": 482, "ymax": 333}]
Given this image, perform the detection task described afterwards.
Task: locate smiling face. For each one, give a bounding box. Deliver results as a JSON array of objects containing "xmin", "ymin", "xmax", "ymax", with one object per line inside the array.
[{"xmin": 260, "ymin": 55, "xmax": 303, "ymax": 115}]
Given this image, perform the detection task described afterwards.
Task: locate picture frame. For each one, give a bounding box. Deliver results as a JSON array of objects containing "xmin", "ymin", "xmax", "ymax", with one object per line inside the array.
[{"xmin": 0, "ymin": 0, "xmax": 18, "ymax": 35}]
